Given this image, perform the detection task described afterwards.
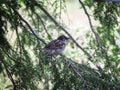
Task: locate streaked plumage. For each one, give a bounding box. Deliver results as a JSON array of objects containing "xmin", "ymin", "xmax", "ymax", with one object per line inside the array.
[{"xmin": 42, "ymin": 35, "xmax": 69, "ymax": 54}]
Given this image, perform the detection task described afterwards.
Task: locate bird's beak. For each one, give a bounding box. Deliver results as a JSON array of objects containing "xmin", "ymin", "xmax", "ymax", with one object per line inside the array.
[{"xmin": 66, "ymin": 37, "xmax": 69, "ymax": 40}]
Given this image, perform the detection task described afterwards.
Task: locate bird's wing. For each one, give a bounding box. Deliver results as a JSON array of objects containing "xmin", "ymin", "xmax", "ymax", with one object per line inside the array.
[
  {"xmin": 44, "ymin": 40, "xmax": 64, "ymax": 50},
  {"xmin": 54, "ymin": 40, "xmax": 65, "ymax": 49},
  {"xmin": 44, "ymin": 39, "xmax": 57, "ymax": 49}
]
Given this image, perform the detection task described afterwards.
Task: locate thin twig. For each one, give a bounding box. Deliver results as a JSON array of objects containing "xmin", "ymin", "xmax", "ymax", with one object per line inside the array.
[
  {"xmin": 2, "ymin": 49, "xmax": 16, "ymax": 62},
  {"xmin": 78, "ymin": 0, "xmax": 102, "ymax": 50},
  {"xmin": 78, "ymin": 0, "xmax": 111, "ymax": 73},
  {"xmin": 69, "ymin": 63, "xmax": 90, "ymax": 89},
  {"xmin": 34, "ymin": 12, "xmax": 51, "ymax": 38},
  {"xmin": 15, "ymin": 26, "xmax": 22, "ymax": 55},
  {"xmin": 0, "ymin": 54, "xmax": 17, "ymax": 90},
  {"xmin": 12, "ymin": 9, "xmax": 47, "ymax": 45}
]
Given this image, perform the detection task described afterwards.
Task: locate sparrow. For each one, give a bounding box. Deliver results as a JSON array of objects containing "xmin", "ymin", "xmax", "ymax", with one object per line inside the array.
[{"xmin": 41, "ymin": 35, "xmax": 69, "ymax": 54}]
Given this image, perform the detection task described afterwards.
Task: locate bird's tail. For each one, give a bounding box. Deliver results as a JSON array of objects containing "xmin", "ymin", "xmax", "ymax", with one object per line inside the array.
[{"xmin": 35, "ymin": 47, "xmax": 44, "ymax": 51}]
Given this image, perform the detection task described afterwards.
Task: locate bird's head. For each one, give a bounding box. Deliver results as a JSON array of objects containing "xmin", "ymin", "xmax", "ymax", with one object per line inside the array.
[{"xmin": 57, "ymin": 35, "xmax": 69, "ymax": 41}]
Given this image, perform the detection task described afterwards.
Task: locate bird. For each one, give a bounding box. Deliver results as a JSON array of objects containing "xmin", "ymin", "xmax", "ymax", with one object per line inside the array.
[{"xmin": 40, "ymin": 35, "xmax": 69, "ymax": 54}]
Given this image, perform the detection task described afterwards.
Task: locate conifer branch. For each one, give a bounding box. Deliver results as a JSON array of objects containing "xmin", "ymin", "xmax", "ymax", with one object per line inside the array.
[
  {"xmin": 34, "ymin": 12, "xmax": 51, "ymax": 38},
  {"xmin": 0, "ymin": 54, "xmax": 16, "ymax": 90},
  {"xmin": 78, "ymin": 0, "xmax": 112, "ymax": 75},
  {"xmin": 78, "ymin": 0, "xmax": 102, "ymax": 50},
  {"xmin": 12, "ymin": 9, "xmax": 47, "ymax": 45},
  {"xmin": 15, "ymin": 27, "xmax": 22, "ymax": 55},
  {"xmin": 69, "ymin": 63, "xmax": 90, "ymax": 89},
  {"xmin": 2, "ymin": 49, "xmax": 16, "ymax": 62}
]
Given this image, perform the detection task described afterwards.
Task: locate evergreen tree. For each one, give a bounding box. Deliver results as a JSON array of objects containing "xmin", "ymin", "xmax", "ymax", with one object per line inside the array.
[{"xmin": 0, "ymin": 0, "xmax": 120, "ymax": 90}]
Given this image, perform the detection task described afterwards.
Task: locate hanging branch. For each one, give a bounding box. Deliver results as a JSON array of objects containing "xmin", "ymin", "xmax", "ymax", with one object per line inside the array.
[
  {"xmin": 12, "ymin": 9, "xmax": 47, "ymax": 45},
  {"xmin": 78, "ymin": 0, "xmax": 102, "ymax": 50},
  {"xmin": 69, "ymin": 63, "xmax": 90, "ymax": 89},
  {"xmin": 2, "ymin": 49, "xmax": 16, "ymax": 62},
  {"xmin": 34, "ymin": 12, "xmax": 51, "ymax": 38},
  {"xmin": 78, "ymin": 0, "xmax": 113, "ymax": 77},
  {"xmin": 0, "ymin": 54, "xmax": 16, "ymax": 90},
  {"xmin": 15, "ymin": 26, "xmax": 22, "ymax": 55}
]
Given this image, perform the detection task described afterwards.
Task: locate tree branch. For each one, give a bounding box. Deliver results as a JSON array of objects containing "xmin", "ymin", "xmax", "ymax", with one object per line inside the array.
[
  {"xmin": 15, "ymin": 26, "xmax": 22, "ymax": 55},
  {"xmin": 12, "ymin": 9, "xmax": 47, "ymax": 45},
  {"xmin": 0, "ymin": 54, "xmax": 17, "ymax": 90},
  {"xmin": 78, "ymin": 0, "xmax": 102, "ymax": 50},
  {"xmin": 69, "ymin": 63, "xmax": 90, "ymax": 89},
  {"xmin": 34, "ymin": 12, "xmax": 51, "ymax": 38},
  {"xmin": 78, "ymin": 0, "xmax": 111, "ymax": 73}
]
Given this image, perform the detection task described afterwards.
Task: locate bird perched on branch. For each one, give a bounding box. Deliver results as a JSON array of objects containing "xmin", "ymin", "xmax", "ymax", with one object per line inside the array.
[{"xmin": 40, "ymin": 35, "xmax": 69, "ymax": 54}]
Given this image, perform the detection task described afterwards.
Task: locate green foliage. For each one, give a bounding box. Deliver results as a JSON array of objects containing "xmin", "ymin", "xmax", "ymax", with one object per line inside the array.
[
  {"xmin": 84, "ymin": 0, "xmax": 120, "ymax": 89},
  {"xmin": 0, "ymin": 0, "xmax": 120, "ymax": 90}
]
